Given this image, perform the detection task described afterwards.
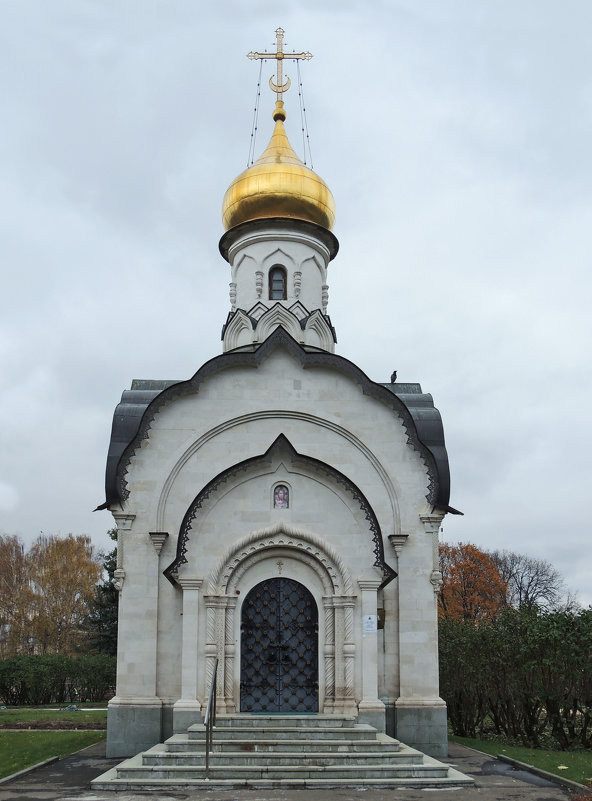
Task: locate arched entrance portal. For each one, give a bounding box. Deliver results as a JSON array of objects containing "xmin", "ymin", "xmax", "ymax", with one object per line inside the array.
[{"xmin": 240, "ymin": 577, "xmax": 318, "ymax": 713}]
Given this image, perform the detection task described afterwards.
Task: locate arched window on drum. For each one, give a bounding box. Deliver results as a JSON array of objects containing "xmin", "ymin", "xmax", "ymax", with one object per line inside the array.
[{"xmin": 269, "ymin": 265, "xmax": 287, "ymax": 300}]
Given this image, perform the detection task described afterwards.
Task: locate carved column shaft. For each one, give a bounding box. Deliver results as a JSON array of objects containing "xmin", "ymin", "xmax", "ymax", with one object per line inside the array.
[
  {"xmin": 204, "ymin": 596, "xmax": 218, "ymax": 704},
  {"xmin": 204, "ymin": 595, "xmax": 228, "ymax": 712},
  {"xmin": 224, "ymin": 597, "xmax": 237, "ymax": 712},
  {"xmin": 333, "ymin": 599, "xmax": 345, "ymax": 704},
  {"xmin": 343, "ymin": 597, "xmax": 356, "ymax": 702},
  {"xmin": 323, "ymin": 597, "xmax": 335, "ymax": 710}
]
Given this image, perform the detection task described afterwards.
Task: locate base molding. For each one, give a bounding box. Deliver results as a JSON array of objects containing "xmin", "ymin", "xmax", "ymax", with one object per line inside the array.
[
  {"xmin": 356, "ymin": 699, "xmax": 386, "ymax": 732},
  {"xmin": 394, "ymin": 698, "xmax": 448, "ymax": 758},
  {"xmin": 172, "ymin": 699, "xmax": 203, "ymax": 734},
  {"xmin": 106, "ymin": 697, "xmax": 162, "ymax": 758}
]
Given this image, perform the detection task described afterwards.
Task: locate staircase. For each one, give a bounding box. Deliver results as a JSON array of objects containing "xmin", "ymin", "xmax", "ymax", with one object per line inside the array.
[{"xmin": 92, "ymin": 714, "xmax": 473, "ymax": 790}]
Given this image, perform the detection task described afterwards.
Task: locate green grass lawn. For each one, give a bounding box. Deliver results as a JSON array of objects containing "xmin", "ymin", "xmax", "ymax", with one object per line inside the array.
[
  {"xmin": 0, "ymin": 730, "xmax": 106, "ymax": 779},
  {"xmin": 0, "ymin": 708, "xmax": 107, "ymax": 729},
  {"xmin": 450, "ymin": 735, "xmax": 592, "ymax": 787}
]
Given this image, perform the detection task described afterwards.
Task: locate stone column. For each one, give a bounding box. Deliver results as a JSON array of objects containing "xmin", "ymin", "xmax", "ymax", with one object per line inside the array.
[
  {"xmin": 107, "ymin": 517, "xmax": 164, "ymax": 758},
  {"xmin": 357, "ymin": 578, "xmax": 385, "ymax": 731},
  {"xmin": 394, "ymin": 514, "xmax": 447, "ymax": 758},
  {"xmin": 173, "ymin": 578, "xmax": 203, "ymax": 733}
]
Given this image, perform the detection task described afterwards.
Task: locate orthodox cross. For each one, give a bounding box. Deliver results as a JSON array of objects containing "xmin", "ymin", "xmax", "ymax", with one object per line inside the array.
[
  {"xmin": 247, "ymin": 27, "xmax": 312, "ymax": 101},
  {"xmin": 276, "ymin": 560, "xmax": 284, "ymax": 575}
]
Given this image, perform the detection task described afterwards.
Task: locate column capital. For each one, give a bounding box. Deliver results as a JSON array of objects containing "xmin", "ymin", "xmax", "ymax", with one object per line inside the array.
[
  {"xmin": 332, "ymin": 595, "xmax": 357, "ymax": 608},
  {"xmin": 358, "ymin": 579, "xmax": 382, "ymax": 591},
  {"xmin": 419, "ymin": 513, "xmax": 445, "ymax": 533},
  {"xmin": 204, "ymin": 594, "xmax": 231, "ymax": 608},
  {"xmin": 111, "ymin": 512, "xmax": 135, "ymax": 531},
  {"xmin": 177, "ymin": 577, "xmax": 203, "ymax": 591}
]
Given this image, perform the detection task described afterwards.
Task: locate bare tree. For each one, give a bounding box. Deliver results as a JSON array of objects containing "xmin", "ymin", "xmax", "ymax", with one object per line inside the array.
[{"xmin": 487, "ymin": 549, "xmax": 571, "ymax": 610}]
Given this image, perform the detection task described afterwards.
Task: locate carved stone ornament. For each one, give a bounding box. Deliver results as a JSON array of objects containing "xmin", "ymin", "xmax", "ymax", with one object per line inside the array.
[
  {"xmin": 430, "ymin": 570, "xmax": 443, "ymax": 595},
  {"xmin": 113, "ymin": 569, "xmax": 126, "ymax": 592}
]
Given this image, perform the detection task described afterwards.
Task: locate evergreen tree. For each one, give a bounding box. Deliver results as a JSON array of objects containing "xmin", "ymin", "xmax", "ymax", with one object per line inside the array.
[{"xmin": 85, "ymin": 529, "xmax": 118, "ymax": 655}]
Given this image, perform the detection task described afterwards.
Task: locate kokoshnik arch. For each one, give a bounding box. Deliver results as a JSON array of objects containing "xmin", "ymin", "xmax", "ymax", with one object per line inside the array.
[{"xmin": 99, "ymin": 28, "xmax": 461, "ymax": 760}]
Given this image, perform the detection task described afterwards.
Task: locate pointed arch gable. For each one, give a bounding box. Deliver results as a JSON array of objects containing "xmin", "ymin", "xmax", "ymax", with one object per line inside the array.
[
  {"xmin": 102, "ymin": 328, "xmax": 451, "ymax": 513},
  {"xmin": 255, "ymin": 303, "xmax": 302, "ymax": 342},
  {"xmin": 208, "ymin": 522, "xmax": 353, "ymax": 595},
  {"xmin": 261, "ymin": 247, "xmax": 295, "ymax": 271},
  {"xmin": 163, "ymin": 434, "xmax": 396, "ymax": 587}
]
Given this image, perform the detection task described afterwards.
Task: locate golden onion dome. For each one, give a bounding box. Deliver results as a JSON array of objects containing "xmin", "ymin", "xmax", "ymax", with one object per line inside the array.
[{"xmin": 222, "ymin": 101, "xmax": 335, "ymax": 232}]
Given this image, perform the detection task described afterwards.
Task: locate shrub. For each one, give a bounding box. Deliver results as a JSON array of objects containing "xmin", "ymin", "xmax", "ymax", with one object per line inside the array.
[{"xmin": 0, "ymin": 655, "xmax": 115, "ymax": 705}]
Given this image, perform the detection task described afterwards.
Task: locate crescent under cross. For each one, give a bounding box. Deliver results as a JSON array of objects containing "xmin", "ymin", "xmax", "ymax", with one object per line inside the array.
[{"xmin": 247, "ymin": 27, "xmax": 312, "ymax": 101}]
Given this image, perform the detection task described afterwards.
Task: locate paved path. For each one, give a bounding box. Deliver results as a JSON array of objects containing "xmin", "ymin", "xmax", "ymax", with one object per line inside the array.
[{"xmin": 0, "ymin": 741, "xmax": 572, "ymax": 801}]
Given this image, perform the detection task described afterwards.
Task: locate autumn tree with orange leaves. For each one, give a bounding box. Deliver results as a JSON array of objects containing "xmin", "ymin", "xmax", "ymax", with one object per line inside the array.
[
  {"xmin": 0, "ymin": 534, "xmax": 101, "ymax": 656},
  {"xmin": 438, "ymin": 542, "xmax": 508, "ymax": 622}
]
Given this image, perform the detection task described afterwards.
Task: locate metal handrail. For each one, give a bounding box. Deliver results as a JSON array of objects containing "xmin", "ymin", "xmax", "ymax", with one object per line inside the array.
[{"xmin": 203, "ymin": 658, "xmax": 218, "ymax": 778}]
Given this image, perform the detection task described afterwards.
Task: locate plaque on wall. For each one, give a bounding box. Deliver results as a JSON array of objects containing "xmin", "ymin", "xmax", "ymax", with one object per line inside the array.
[{"xmin": 363, "ymin": 614, "xmax": 377, "ymax": 633}]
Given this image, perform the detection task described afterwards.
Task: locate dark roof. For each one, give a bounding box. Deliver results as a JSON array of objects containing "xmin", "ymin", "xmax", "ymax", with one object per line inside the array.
[{"xmin": 99, "ymin": 329, "xmax": 459, "ymax": 514}]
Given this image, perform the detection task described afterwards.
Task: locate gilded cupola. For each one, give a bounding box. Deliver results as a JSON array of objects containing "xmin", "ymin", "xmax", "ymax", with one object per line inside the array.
[{"xmin": 222, "ymin": 101, "xmax": 336, "ymax": 232}]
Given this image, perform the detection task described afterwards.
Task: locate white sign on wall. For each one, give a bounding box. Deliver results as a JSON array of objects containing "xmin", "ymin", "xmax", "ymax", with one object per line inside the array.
[{"xmin": 363, "ymin": 614, "xmax": 377, "ymax": 633}]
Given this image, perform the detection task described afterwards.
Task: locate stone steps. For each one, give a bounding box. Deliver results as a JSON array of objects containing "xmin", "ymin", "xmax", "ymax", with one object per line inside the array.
[
  {"xmin": 212, "ymin": 713, "xmax": 357, "ymax": 728},
  {"xmin": 187, "ymin": 724, "xmax": 376, "ymax": 740},
  {"xmin": 142, "ymin": 746, "xmax": 425, "ymax": 767},
  {"xmin": 165, "ymin": 733, "xmax": 401, "ymax": 753},
  {"xmin": 115, "ymin": 760, "xmax": 451, "ymax": 780},
  {"xmin": 91, "ymin": 713, "xmax": 473, "ymax": 790}
]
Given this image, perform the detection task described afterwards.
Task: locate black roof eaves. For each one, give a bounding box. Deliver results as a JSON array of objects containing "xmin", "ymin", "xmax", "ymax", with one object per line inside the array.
[
  {"xmin": 105, "ymin": 327, "xmax": 447, "ymax": 510},
  {"xmin": 219, "ymin": 217, "xmax": 339, "ymax": 263}
]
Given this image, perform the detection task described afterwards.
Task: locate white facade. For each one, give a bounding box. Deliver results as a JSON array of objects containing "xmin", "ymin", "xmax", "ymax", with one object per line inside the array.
[{"xmin": 103, "ymin": 199, "xmax": 454, "ymax": 760}]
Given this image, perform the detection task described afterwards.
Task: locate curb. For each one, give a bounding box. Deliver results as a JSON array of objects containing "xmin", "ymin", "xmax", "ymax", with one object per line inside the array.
[
  {"xmin": 0, "ymin": 756, "xmax": 59, "ymax": 785},
  {"xmin": 497, "ymin": 754, "xmax": 588, "ymax": 792}
]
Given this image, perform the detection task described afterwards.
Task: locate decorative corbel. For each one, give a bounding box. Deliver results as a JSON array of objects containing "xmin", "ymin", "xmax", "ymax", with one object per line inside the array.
[
  {"xmin": 149, "ymin": 532, "xmax": 169, "ymax": 557},
  {"xmin": 388, "ymin": 533, "xmax": 409, "ymax": 558}
]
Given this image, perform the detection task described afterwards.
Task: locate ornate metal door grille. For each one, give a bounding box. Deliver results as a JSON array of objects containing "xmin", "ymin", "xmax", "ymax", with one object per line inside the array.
[{"xmin": 240, "ymin": 577, "xmax": 318, "ymax": 712}]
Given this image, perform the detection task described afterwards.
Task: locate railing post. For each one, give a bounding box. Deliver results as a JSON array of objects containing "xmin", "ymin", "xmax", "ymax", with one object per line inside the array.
[{"xmin": 204, "ymin": 658, "xmax": 218, "ymax": 779}]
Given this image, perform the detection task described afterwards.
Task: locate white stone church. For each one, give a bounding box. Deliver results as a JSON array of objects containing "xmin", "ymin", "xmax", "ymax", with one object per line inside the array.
[{"xmin": 100, "ymin": 49, "xmax": 460, "ymax": 766}]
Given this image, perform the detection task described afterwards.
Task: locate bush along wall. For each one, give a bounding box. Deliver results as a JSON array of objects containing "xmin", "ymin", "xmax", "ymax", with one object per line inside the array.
[
  {"xmin": 0, "ymin": 654, "xmax": 116, "ymax": 705},
  {"xmin": 439, "ymin": 607, "xmax": 592, "ymax": 749}
]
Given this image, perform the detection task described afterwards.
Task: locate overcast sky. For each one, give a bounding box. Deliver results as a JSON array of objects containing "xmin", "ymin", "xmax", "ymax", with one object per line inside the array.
[{"xmin": 1, "ymin": 1, "xmax": 590, "ymax": 606}]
